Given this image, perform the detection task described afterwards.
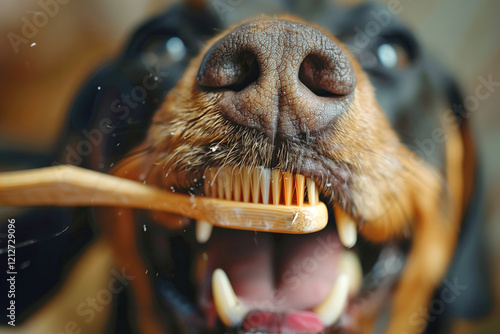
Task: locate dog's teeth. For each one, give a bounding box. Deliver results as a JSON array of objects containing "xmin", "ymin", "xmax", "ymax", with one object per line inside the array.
[
  {"xmin": 283, "ymin": 172, "xmax": 294, "ymax": 206},
  {"xmin": 260, "ymin": 168, "xmax": 271, "ymax": 205},
  {"xmin": 295, "ymin": 174, "xmax": 305, "ymax": 206},
  {"xmin": 212, "ymin": 269, "xmax": 247, "ymax": 327},
  {"xmin": 233, "ymin": 167, "xmax": 241, "ymax": 202},
  {"xmin": 271, "ymin": 169, "xmax": 282, "ymax": 205},
  {"xmin": 339, "ymin": 251, "xmax": 363, "ymax": 294},
  {"xmin": 251, "ymin": 167, "xmax": 262, "ymax": 204},
  {"xmin": 241, "ymin": 167, "xmax": 251, "ymax": 203},
  {"xmin": 335, "ymin": 207, "xmax": 357, "ymax": 248},
  {"xmin": 313, "ymin": 274, "xmax": 349, "ymax": 326},
  {"xmin": 195, "ymin": 220, "xmax": 213, "ymax": 244},
  {"xmin": 306, "ymin": 178, "xmax": 318, "ymax": 205}
]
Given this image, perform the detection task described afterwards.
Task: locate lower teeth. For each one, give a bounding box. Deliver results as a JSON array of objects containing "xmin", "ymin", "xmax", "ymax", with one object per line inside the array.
[{"xmin": 211, "ymin": 253, "xmax": 360, "ymax": 329}]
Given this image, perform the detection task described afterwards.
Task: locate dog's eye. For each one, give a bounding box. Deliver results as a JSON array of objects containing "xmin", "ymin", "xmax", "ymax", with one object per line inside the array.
[
  {"xmin": 353, "ymin": 34, "xmax": 416, "ymax": 71},
  {"xmin": 376, "ymin": 42, "xmax": 410, "ymax": 69},
  {"xmin": 140, "ymin": 36, "xmax": 187, "ymax": 68}
]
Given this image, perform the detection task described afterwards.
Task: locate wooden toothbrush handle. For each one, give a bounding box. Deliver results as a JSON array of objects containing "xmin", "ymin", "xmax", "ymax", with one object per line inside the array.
[{"xmin": 0, "ymin": 165, "xmax": 328, "ymax": 233}]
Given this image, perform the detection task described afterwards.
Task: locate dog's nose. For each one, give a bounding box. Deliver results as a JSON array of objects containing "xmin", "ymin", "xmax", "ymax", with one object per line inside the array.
[{"xmin": 197, "ymin": 19, "xmax": 356, "ymax": 139}]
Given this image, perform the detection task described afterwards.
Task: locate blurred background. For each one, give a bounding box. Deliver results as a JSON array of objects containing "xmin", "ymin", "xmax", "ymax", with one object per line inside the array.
[{"xmin": 0, "ymin": 0, "xmax": 498, "ymax": 332}]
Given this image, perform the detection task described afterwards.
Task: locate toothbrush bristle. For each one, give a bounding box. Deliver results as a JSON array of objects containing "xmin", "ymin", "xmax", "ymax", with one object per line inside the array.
[{"xmin": 204, "ymin": 167, "xmax": 318, "ymax": 206}]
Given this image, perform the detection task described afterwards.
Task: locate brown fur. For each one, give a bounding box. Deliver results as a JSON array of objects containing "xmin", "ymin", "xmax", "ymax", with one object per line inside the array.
[{"xmin": 102, "ymin": 15, "xmax": 467, "ymax": 333}]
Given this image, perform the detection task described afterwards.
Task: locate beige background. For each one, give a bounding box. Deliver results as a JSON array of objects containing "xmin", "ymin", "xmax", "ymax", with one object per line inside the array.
[{"xmin": 0, "ymin": 0, "xmax": 498, "ymax": 332}]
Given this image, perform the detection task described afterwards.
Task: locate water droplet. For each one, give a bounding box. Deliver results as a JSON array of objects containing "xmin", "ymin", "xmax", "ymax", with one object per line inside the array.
[{"xmin": 97, "ymin": 86, "xmax": 101, "ymax": 90}]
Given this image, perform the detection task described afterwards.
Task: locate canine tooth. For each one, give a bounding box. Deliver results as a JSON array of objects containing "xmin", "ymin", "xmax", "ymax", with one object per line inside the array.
[
  {"xmin": 260, "ymin": 168, "xmax": 271, "ymax": 205},
  {"xmin": 313, "ymin": 274, "xmax": 349, "ymax": 326},
  {"xmin": 306, "ymin": 178, "xmax": 318, "ymax": 205},
  {"xmin": 196, "ymin": 220, "xmax": 213, "ymax": 243},
  {"xmin": 212, "ymin": 269, "xmax": 247, "ymax": 327},
  {"xmin": 241, "ymin": 167, "xmax": 251, "ymax": 203},
  {"xmin": 295, "ymin": 174, "xmax": 305, "ymax": 206},
  {"xmin": 271, "ymin": 169, "xmax": 282, "ymax": 205},
  {"xmin": 339, "ymin": 251, "xmax": 363, "ymax": 294},
  {"xmin": 251, "ymin": 167, "xmax": 262, "ymax": 204},
  {"xmin": 233, "ymin": 167, "xmax": 241, "ymax": 202},
  {"xmin": 335, "ymin": 207, "xmax": 357, "ymax": 248},
  {"xmin": 283, "ymin": 172, "xmax": 294, "ymax": 206}
]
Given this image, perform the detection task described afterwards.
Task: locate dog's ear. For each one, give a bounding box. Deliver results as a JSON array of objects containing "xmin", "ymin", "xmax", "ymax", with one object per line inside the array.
[{"xmin": 428, "ymin": 77, "xmax": 492, "ymax": 330}]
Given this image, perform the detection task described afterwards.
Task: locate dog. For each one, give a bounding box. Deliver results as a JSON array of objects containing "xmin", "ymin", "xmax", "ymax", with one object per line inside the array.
[{"xmin": 0, "ymin": 0, "xmax": 490, "ymax": 333}]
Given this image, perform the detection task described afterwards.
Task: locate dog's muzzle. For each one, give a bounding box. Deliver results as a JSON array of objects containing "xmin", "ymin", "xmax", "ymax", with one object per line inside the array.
[{"xmin": 197, "ymin": 19, "xmax": 356, "ymax": 139}]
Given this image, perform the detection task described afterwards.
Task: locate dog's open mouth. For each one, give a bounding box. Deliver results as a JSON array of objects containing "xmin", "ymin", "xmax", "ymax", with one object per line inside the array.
[
  {"xmin": 120, "ymin": 16, "xmax": 432, "ymax": 333},
  {"xmin": 149, "ymin": 165, "xmax": 410, "ymax": 333}
]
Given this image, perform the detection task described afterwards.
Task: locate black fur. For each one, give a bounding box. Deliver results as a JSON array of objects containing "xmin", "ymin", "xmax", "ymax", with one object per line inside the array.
[{"xmin": 0, "ymin": 1, "xmax": 490, "ymax": 332}]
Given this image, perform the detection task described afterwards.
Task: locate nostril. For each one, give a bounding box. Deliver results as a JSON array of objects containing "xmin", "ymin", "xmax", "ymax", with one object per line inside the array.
[
  {"xmin": 195, "ymin": 19, "xmax": 357, "ymax": 138},
  {"xmin": 299, "ymin": 54, "xmax": 356, "ymax": 97},
  {"xmin": 197, "ymin": 51, "xmax": 259, "ymax": 92},
  {"xmin": 299, "ymin": 55, "xmax": 335, "ymax": 97}
]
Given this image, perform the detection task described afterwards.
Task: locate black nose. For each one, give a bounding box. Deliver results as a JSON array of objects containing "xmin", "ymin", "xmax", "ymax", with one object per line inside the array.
[{"xmin": 197, "ymin": 19, "xmax": 356, "ymax": 139}]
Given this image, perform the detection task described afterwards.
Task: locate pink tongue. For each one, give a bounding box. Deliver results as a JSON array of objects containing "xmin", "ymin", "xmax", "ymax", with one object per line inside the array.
[
  {"xmin": 243, "ymin": 310, "xmax": 324, "ymax": 333},
  {"xmin": 201, "ymin": 230, "xmax": 341, "ymax": 305},
  {"xmin": 199, "ymin": 229, "xmax": 342, "ymax": 327}
]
